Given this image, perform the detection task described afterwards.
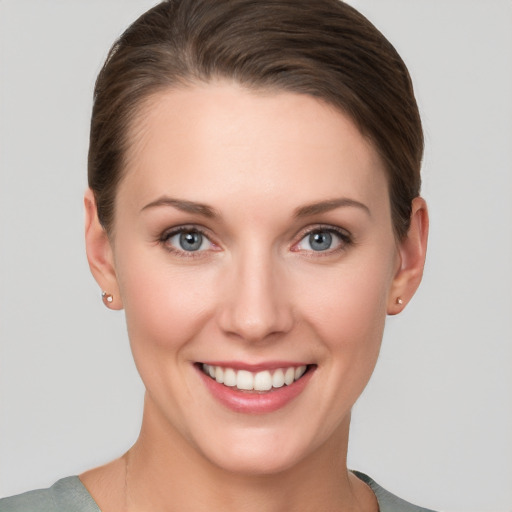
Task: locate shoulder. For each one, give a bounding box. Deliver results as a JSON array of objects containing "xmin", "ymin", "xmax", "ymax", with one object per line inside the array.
[
  {"xmin": 0, "ymin": 477, "xmax": 100, "ymax": 512},
  {"xmin": 353, "ymin": 471, "xmax": 438, "ymax": 512}
]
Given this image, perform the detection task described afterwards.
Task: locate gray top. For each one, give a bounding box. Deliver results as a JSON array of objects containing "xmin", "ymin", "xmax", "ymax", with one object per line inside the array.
[{"xmin": 0, "ymin": 472, "xmax": 436, "ymax": 511}]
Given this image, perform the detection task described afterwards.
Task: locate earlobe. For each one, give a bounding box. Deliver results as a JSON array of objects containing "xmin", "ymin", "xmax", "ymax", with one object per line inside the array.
[
  {"xmin": 387, "ymin": 197, "xmax": 429, "ymax": 315},
  {"xmin": 84, "ymin": 188, "xmax": 123, "ymax": 310}
]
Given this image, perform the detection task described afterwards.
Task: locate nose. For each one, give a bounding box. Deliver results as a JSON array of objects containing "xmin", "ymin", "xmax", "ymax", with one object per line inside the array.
[{"xmin": 217, "ymin": 247, "xmax": 294, "ymax": 343}]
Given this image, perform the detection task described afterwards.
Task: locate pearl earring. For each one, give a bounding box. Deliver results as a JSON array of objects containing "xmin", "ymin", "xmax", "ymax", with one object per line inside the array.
[
  {"xmin": 102, "ymin": 291, "xmax": 113, "ymax": 304},
  {"xmin": 396, "ymin": 297, "xmax": 403, "ymax": 305}
]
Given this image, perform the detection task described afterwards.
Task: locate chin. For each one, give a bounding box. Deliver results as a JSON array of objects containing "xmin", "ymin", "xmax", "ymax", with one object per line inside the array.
[
  {"xmin": 191, "ymin": 423, "xmax": 325, "ymax": 477},
  {"xmin": 208, "ymin": 445, "xmax": 305, "ymax": 477}
]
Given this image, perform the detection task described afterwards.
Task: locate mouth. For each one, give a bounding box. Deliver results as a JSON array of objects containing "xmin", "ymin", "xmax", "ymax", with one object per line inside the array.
[
  {"xmin": 196, "ymin": 362, "xmax": 316, "ymax": 413},
  {"xmin": 199, "ymin": 363, "xmax": 312, "ymax": 393}
]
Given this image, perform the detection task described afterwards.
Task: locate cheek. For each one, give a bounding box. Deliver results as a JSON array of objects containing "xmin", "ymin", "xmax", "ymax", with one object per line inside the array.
[
  {"xmin": 117, "ymin": 257, "xmax": 222, "ymax": 419},
  {"xmin": 294, "ymin": 249, "xmax": 396, "ymax": 402},
  {"xmin": 299, "ymin": 259, "xmax": 392, "ymax": 342},
  {"xmin": 116, "ymin": 249, "xmax": 218, "ymax": 362}
]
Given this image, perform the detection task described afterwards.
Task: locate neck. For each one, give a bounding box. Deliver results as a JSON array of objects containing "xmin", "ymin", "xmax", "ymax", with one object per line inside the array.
[{"xmin": 119, "ymin": 396, "xmax": 374, "ymax": 512}]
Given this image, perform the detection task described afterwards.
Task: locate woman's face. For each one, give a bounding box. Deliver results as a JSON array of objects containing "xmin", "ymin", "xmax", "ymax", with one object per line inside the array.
[{"xmin": 103, "ymin": 83, "xmax": 402, "ymax": 474}]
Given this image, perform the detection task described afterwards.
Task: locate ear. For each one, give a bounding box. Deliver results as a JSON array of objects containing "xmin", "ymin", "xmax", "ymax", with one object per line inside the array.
[
  {"xmin": 84, "ymin": 188, "xmax": 123, "ymax": 310},
  {"xmin": 387, "ymin": 197, "xmax": 429, "ymax": 315}
]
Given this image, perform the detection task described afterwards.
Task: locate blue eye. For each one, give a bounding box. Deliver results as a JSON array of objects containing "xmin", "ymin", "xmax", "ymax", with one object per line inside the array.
[
  {"xmin": 295, "ymin": 228, "xmax": 349, "ymax": 252},
  {"xmin": 164, "ymin": 229, "xmax": 212, "ymax": 252},
  {"xmin": 179, "ymin": 231, "xmax": 203, "ymax": 251},
  {"xmin": 308, "ymin": 231, "xmax": 333, "ymax": 251}
]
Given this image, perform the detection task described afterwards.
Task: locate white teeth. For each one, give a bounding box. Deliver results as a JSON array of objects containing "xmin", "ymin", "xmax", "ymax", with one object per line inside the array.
[
  {"xmin": 215, "ymin": 366, "xmax": 224, "ymax": 384},
  {"xmin": 236, "ymin": 370, "xmax": 254, "ymax": 390},
  {"xmin": 272, "ymin": 369, "xmax": 285, "ymax": 388},
  {"xmin": 284, "ymin": 367, "xmax": 295, "ymax": 386},
  {"xmin": 202, "ymin": 364, "xmax": 309, "ymax": 392},
  {"xmin": 223, "ymin": 368, "xmax": 237, "ymax": 387},
  {"xmin": 295, "ymin": 365, "xmax": 307, "ymax": 380},
  {"xmin": 254, "ymin": 371, "xmax": 272, "ymax": 391}
]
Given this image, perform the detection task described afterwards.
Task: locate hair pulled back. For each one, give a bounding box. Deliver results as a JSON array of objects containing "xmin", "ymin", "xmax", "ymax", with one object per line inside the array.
[{"xmin": 88, "ymin": 0, "xmax": 423, "ymax": 239}]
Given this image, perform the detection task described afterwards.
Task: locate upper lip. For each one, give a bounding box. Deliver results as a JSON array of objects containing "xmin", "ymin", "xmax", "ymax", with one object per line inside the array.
[{"xmin": 197, "ymin": 361, "xmax": 313, "ymax": 372}]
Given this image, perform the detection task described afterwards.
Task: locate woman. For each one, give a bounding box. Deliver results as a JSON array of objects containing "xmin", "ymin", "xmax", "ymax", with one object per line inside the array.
[{"xmin": 1, "ymin": 0, "xmax": 432, "ymax": 510}]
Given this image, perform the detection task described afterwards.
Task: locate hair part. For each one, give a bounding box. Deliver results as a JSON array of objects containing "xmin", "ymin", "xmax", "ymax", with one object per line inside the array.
[{"xmin": 88, "ymin": 0, "xmax": 423, "ymax": 239}]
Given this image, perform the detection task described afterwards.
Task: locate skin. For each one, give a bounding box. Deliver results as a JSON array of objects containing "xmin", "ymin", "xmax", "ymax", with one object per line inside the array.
[{"xmin": 82, "ymin": 82, "xmax": 428, "ymax": 511}]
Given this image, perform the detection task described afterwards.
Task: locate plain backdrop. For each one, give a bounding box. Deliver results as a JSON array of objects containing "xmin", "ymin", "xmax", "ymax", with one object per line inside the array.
[{"xmin": 0, "ymin": 1, "xmax": 511, "ymax": 511}]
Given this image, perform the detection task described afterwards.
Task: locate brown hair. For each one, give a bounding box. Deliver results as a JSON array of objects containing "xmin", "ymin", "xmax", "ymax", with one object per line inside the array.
[{"xmin": 88, "ymin": 0, "xmax": 423, "ymax": 239}]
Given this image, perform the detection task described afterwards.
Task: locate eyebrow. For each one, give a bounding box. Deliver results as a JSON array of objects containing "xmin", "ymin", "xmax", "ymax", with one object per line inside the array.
[
  {"xmin": 294, "ymin": 198, "xmax": 371, "ymax": 218},
  {"xmin": 141, "ymin": 196, "xmax": 218, "ymax": 218},
  {"xmin": 141, "ymin": 196, "xmax": 370, "ymax": 219}
]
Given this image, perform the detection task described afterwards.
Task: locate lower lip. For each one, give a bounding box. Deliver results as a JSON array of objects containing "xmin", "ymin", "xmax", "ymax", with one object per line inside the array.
[{"xmin": 197, "ymin": 366, "xmax": 315, "ymax": 414}]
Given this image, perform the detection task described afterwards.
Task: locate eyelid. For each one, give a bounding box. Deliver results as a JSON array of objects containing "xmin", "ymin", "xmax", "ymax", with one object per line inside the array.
[
  {"xmin": 159, "ymin": 224, "xmax": 219, "ymax": 256},
  {"xmin": 160, "ymin": 224, "xmax": 210, "ymax": 239},
  {"xmin": 291, "ymin": 224, "xmax": 352, "ymax": 253},
  {"xmin": 157, "ymin": 223, "xmax": 352, "ymax": 256}
]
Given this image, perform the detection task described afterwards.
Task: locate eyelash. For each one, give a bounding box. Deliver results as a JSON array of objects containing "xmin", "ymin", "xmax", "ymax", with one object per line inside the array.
[
  {"xmin": 158, "ymin": 224, "xmax": 353, "ymax": 257},
  {"xmin": 159, "ymin": 225, "xmax": 216, "ymax": 258},
  {"xmin": 291, "ymin": 225, "xmax": 353, "ymax": 256}
]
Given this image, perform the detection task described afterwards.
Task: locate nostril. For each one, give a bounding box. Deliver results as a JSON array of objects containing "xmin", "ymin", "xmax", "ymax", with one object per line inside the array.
[
  {"xmin": 218, "ymin": 307, "xmax": 293, "ymax": 342},
  {"xmin": 216, "ymin": 261, "xmax": 294, "ymax": 341}
]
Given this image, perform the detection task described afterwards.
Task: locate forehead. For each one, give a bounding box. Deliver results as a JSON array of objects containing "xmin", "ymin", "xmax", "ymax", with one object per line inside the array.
[{"xmin": 119, "ymin": 82, "xmax": 388, "ymax": 211}]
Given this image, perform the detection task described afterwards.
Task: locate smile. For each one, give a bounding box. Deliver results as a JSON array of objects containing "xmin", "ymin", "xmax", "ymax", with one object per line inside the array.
[{"xmin": 202, "ymin": 364, "xmax": 308, "ymax": 392}]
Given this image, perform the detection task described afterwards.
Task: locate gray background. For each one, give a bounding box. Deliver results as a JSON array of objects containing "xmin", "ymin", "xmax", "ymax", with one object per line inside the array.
[{"xmin": 1, "ymin": 1, "xmax": 511, "ymax": 511}]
